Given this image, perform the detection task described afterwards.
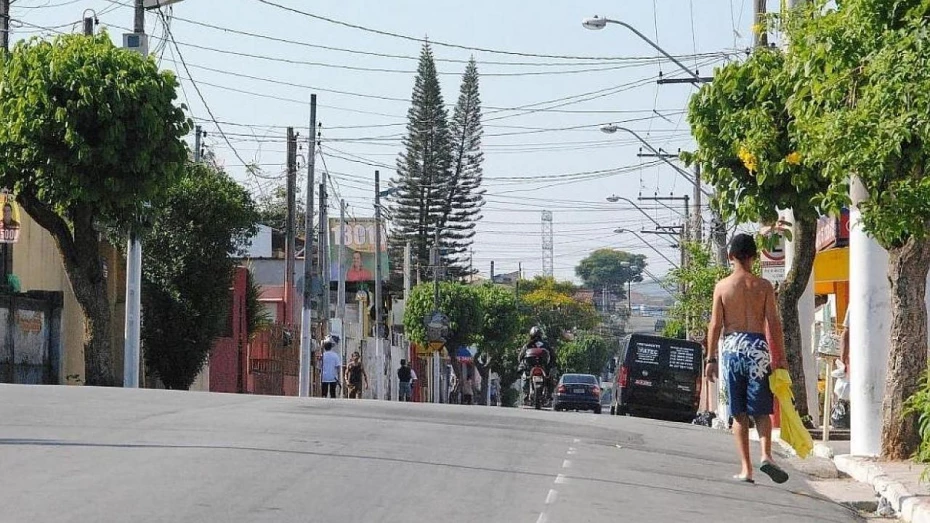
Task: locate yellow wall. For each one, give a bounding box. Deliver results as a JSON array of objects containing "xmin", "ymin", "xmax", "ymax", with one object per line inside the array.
[{"xmin": 12, "ymin": 211, "xmax": 127, "ymax": 385}]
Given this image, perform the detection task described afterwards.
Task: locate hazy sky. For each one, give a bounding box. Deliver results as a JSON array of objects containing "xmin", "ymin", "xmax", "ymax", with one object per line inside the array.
[{"xmin": 10, "ymin": 0, "xmax": 769, "ymax": 283}]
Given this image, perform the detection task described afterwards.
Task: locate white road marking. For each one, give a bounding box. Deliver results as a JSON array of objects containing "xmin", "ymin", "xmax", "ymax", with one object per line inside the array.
[
  {"xmin": 567, "ymin": 449, "xmax": 576, "ymax": 455},
  {"xmin": 545, "ymin": 489, "xmax": 558, "ymax": 504},
  {"xmin": 536, "ymin": 513, "xmax": 548, "ymax": 523},
  {"xmin": 562, "ymin": 460, "xmax": 572, "ymax": 469},
  {"xmin": 573, "ymin": 438, "xmax": 581, "ymax": 443},
  {"xmin": 555, "ymin": 474, "xmax": 568, "ymax": 484}
]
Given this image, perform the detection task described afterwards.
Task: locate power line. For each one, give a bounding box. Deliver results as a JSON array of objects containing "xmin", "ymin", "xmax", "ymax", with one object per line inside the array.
[{"xmin": 253, "ymin": 0, "xmax": 713, "ymax": 62}]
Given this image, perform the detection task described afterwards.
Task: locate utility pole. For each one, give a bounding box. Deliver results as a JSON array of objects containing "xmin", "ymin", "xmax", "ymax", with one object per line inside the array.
[
  {"xmin": 1, "ymin": 0, "xmax": 10, "ymax": 52},
  {"xmin": 431, "ymin": 229, "xmax": 441, "ymax": 309},
  {"xmin": 403, "ymin": 241, "xmax": 412, "ymax": 302},
  {"xmin": 318, "ymin": 181, "xmax": 327, "ymax": 328},
  {"xmin": 299, "ymin": 94, "xmax": 317, "ymax": 398},
  {"xmin": 285, "ymin": 127, "xmax": 297, "ymax": 328},
  {"xmin": 193, "ymin": 125, "xmax": 202, "ymax": 163},
  {"xmin": 693, "ymin": 164, "xmax": 703, "ymax": 243},
  {"xmin": 123, "ymin": 0, "xmax": 148, "ymax": 389},
  {"xmin": 337, "ymin": 199, "xmax": 346, "ymax": 324},
  {"xmin": 754, "ymin": 0, "xmax": 768, "ymax": 48},
  {"xmin": 374, "ymin": 170, "xmax": 385, "ymax": 400},
  {"xmin": 320, "ymin": 178, "xmax": 329, "ymax": 335}
]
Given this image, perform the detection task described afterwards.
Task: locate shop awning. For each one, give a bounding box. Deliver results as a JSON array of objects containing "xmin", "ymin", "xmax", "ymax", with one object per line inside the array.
[{"xmin": 814, "ymin": 247, "xmax": 849, "ymax": 294}]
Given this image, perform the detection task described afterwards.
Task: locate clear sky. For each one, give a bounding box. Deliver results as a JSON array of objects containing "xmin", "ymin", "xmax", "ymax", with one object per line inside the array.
[{"xmin": 9, "ymin": 0, "xmax": 768, "ymax": 284}]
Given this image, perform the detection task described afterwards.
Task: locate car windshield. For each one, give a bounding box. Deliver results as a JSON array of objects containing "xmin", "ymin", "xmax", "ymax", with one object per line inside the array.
[{"xmin": 561, "ymin": 374, "xmax": 597, "ymax": 385}]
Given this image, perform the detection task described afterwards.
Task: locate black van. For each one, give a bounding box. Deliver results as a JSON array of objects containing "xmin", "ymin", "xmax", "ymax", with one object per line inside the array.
[{"xmin": 610, "ymin": 334, "xmax": 702, "ymax": 422}]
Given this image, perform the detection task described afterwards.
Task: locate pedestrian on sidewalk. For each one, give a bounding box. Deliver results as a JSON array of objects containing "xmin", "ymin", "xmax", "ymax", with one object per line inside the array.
[
  {"xmin": 462, "ymin": 376, "xmax": 475, "ymax": 405},
  {"xmin": 706, "ymin": 233, "xmax": 790, "ymax": 485},
  {"xmin": 397, "ymin": 359, "xmax": 414, "ymax": 402},
  {"xmin": 344, "ymin": 351, "xmax": 368, "ymax": 399},
  {"xmin": 320, "ymin": 336, "xmax": 342, "ymax": 399}
]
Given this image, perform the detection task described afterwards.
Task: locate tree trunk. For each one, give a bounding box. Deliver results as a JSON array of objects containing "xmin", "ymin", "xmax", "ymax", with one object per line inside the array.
[
  {"xmin": 776, "ymin": 215, "xmax": 816, "ymax": 419},
  {"xmin": 881, "ymin": 236, "xmax": 930, "ymax": 460},
  {"xmin": 18, "ymin": 194, "xmax": 116, "ymax": 386}
]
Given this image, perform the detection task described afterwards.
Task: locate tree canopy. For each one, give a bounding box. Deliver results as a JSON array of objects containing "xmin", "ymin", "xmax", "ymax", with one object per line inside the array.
[
  {"xmin": 575, "ymin": 249, "xmax": 646, "ymax": 294},
  {"xmin": 141, "ymin": 163, "xmax": 257, "ymax": 389},
  {"xmin": 0, "ymin": 33, "xmax": 190, "ymax": 384},
  {"xmin": 783, "ymin": 0, "xmax": 930, "ymax": 458},
  {"xmin": 557, "ymin": 334, "xmax": 611, "ymax": 376}
]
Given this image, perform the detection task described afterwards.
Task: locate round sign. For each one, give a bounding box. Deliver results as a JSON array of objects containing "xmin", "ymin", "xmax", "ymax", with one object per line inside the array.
[{"xmin": 691, "ymin": 330, "xmax": 707, "ymax": 343}]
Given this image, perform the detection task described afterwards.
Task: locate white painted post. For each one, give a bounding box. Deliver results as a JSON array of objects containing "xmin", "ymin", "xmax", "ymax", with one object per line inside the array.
[{"xmin": 849, "ymin": 178, "xmax": 891, "ymax": 456}]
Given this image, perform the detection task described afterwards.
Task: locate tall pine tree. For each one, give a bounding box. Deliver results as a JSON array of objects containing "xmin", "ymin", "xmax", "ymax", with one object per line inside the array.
[
  {"xmin": 391, "ymin": 43, "xmax": 453, "ymax": 282},
  {"xmin": 441, "ymin": 57, "xmax": 485, "ymax": 278}
]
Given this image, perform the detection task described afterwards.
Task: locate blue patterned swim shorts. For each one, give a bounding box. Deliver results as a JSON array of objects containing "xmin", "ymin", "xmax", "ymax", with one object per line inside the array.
[{"xmin": 722, "ymin": 332, "xmax": 774, "ymax": 417}]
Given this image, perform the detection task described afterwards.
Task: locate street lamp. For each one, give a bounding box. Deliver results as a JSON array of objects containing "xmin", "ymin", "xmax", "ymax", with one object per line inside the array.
[
  {"xmin": 605, "ymin": 194, "xmax": 667, "ymax": 230},
  {"xmin": 614, "ymin": 228, "xmax": 680, "ymax": 269},
  {"xmin": 582, "ymin": 15, "xmax": 705, "ymax": 84}
]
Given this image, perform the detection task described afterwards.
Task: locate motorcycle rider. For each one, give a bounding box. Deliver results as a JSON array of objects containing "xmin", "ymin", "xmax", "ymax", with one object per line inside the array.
[{"xmin": 518, "ymin": 327, "xmax": 556, "ymax": 402}]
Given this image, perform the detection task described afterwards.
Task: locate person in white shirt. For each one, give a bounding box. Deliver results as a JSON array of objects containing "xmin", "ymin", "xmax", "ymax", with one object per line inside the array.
[{"xmin": 320, "ymin": 336, "xmax": 342, "ymax": 398}]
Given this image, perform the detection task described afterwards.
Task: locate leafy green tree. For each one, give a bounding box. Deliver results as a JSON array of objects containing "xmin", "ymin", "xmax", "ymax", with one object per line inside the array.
[
  {"xmin": 474, "ymin": 283, "xmax": 525, "ymax": 394},
  {"xmin": 519, "ymin": 277, "xmax": 598, "ymax": 349},
  {"xmin": 575, "ymin": 249, "xmax": 646, "ymax": 296},
  {"xmin": 664, "ymin": 242, "xmax": 731, "ymax": 340},
  {"xmin": 255, "ymin": 182, "xmax": 305, "ymax": 236},
  {"xmin": 557, "ymin": 334, "xmax": 612, "ymax": 376},
  {"xmin": 784, "ymin": 0, "xmax": 930, "ymax": 458},
  {"xmin": 440, "ymin": 58, "xmax": 485, "ymax": 279},
  {"xmin": 141, "ymin": 163, "xmax": 257, "ymax": 389},
  {"xmin": 0, "ymin": 34, "xmax": 189, "ymax": 385},
  {"xmin": 403, "ymin": 281, "xmax": 484, "ymax": 376},
  {"xmin": 685, "ymin": 47, "xmax": 834, "ymax": 417},
  {"xmin": 391, "ymin": 43, "xmax": 454, "ymax": 282}
]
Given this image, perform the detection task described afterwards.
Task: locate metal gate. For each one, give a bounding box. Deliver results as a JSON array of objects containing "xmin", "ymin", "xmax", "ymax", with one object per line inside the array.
[
  {"xmin": 0, "ymin": 292, "xmax": 62, "ymax": 384},
  {"xmin": 248, "ymin": 324, "xmax": 299, "ymax": 395}
]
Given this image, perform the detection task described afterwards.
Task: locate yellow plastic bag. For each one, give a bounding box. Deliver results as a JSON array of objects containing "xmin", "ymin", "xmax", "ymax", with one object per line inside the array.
[{"xmin": 769, "ymin": 368, "xmax": 813, "ymax": 459}]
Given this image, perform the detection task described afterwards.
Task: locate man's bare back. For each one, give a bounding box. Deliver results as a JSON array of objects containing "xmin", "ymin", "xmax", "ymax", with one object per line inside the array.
[{"xmin": 716, "ymin": 271, "xmax": 773, "ymax": 335}]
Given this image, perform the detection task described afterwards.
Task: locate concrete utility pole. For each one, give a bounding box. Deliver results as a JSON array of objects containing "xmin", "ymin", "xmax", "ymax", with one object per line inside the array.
[
  {"xmin": 285, "ymin": 127, "xmax": 297, "ymax": 327},
  {"xmin": 1, "ymin": 0, "xmax": 10, "ymax": 53},
  {"xmin": 299, "ymin": 94, "xmax": 317, "ymax": 398},
  {"xmin": 692, "ymin": 164, "xmax": 703, "ymax": 243},
  {"xmin": 754, "ymin": 0, "xmax": 768, "ymax": 48},
  {"xmin": 374, "ymin": 170, "xmax": 385, "ymax": 400},
  {"xmin": 337, "ymin": 199, "xmax": 346, "ymax": 324},
  {"xmin": 123, "ymin": 0, "xmax": 148, "ymax": 389},
  {"xmin": 320, "ymin": 177, "xmax": 329, "ymax": 335},
  {"xmin": 431, "ymin": 228, "xmax": 441, "ymax": 310},
  {"xmin": 193, "ymin": 125, "xmax": 202, "ymax": 163},
  {"xmin": 403, "ymin": 241, "xmax": 412, "ymax": 302},
  {"xmin": 318, "ymin": 181, "xmax": 326, "ymax": 326}
]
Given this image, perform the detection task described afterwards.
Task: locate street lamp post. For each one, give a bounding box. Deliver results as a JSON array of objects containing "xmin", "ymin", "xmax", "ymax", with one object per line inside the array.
[
  {"xmin": 601, "ymin": 125, "xmax": 711, "ymax": 197},
  {"xmin": 620, "ymin": 261, "xmax": 633, "ymax": 314},
  {"xmin": 582, "ymin": 16, "xmax": 707, "ymax": 84},
  {"xmin": 614, "ymin": 228, "xmax": 679, "ymax": 269}
]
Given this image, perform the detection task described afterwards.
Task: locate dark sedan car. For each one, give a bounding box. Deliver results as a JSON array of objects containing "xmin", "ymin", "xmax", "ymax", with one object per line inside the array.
[{"xmin": 553, "ymin": 373, "xmax": 602, "ymax": 414}]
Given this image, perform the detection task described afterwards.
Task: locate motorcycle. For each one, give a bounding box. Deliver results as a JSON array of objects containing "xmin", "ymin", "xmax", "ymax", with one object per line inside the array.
[{"xmin": 528, "ymin": 365, "xmax": 548, "ymax": 410}]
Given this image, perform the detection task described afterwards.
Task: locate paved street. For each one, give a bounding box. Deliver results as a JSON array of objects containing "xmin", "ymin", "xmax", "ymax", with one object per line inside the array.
[{"xmin": 1, "ymin": 385, "xmax": 858, "ymax": 522}]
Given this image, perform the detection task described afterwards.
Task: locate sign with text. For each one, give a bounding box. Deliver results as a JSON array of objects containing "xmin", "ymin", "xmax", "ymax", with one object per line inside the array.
[
  {"xmin": 328, "ymin": 218, "xmax": 389, "ymax": 282},
  {"xmin": 0, "ymin": 193, "xmax": 22, "ymax": 244}
]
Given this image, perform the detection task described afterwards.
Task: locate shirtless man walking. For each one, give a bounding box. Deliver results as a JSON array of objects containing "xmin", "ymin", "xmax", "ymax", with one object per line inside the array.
[{"xmin": 706, "ymin": 233, "xmax": 790, "ymax": 484}]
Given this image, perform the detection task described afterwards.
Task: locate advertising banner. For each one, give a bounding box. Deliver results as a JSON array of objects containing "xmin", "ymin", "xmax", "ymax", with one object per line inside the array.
[
  {"xmin": 328, "ymin": 218, "xmax": 389, "ymax": 282},
  {"xmin": 0, "ymin": 193, "xmax": 22, "ymax": 244}
]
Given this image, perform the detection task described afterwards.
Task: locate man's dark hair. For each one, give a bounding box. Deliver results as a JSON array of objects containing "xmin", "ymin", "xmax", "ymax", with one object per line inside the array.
[{"xmin": 728, "ymin": 233, "xmax": 758, "ymax": 262}]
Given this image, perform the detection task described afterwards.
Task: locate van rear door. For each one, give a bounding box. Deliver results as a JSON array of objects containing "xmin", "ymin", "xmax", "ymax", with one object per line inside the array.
[{"xmin": 656, "ymin": 341, "xmax": 702, "ymax": 411}]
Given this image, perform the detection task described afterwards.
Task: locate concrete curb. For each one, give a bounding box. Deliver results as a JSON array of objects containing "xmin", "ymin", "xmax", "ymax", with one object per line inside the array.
[{"xmin": 833, "ymin": 454, "xmax": 930, "ymax": 522}]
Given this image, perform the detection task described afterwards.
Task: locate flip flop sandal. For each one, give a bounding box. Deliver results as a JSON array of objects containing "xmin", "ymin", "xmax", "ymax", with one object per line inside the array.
[
  {"xmin": 732, "ymin": 475, "xmax": 755, "ymax": 484},
  {"xmin": 760, "ymin": 461, "xmax": 789, "ymax": 484}
]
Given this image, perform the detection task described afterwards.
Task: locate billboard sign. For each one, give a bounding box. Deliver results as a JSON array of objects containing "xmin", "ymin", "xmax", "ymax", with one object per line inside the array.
[
  {"xmin": 0, "ymin": 193, "xmax": 22, "ymax": 244},
  {"xmin": 328, "ymin": 218, "xmax": 389, "ymax": 282}
]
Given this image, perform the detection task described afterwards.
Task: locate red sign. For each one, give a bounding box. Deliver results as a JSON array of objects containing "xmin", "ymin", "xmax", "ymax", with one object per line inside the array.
[{"xmin": 816, "ymin": 209, "xmax": 850, "ymax": 251}]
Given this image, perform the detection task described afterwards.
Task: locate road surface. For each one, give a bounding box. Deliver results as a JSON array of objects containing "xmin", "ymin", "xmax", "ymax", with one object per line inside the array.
[{"xmin": 0, "ymin": 385, "xmax": 858, "ymax": 522}]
